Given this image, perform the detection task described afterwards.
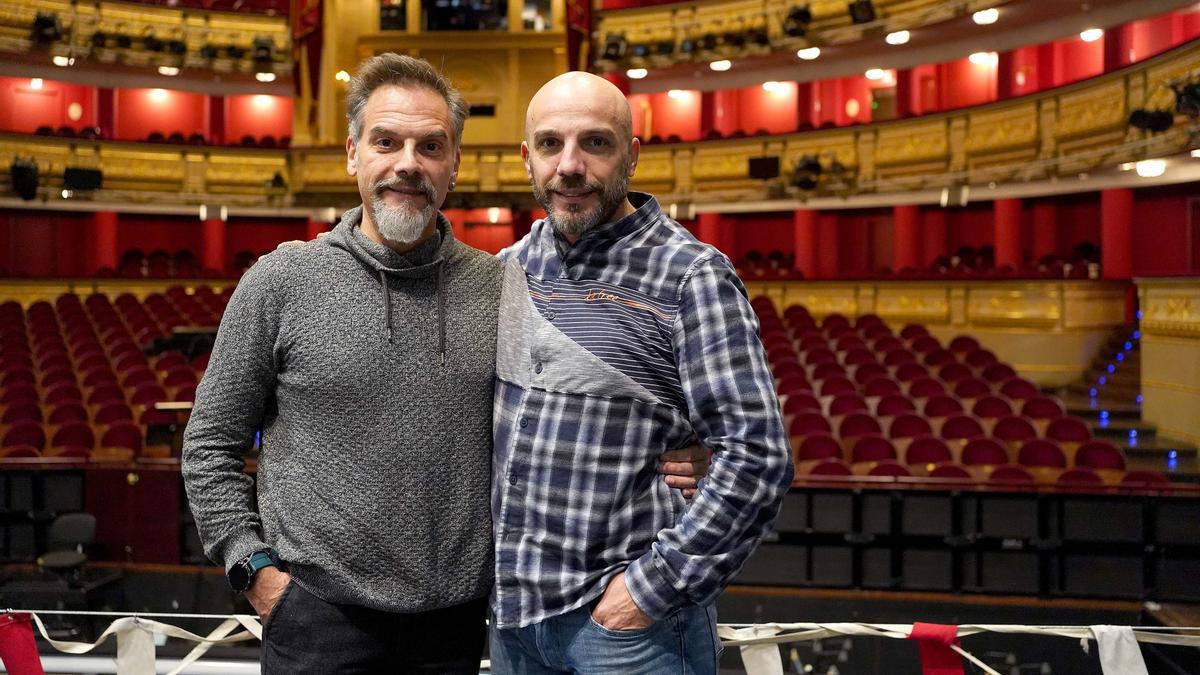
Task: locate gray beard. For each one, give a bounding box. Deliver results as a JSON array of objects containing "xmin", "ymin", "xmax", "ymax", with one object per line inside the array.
[
  {"xmin": 532, "ymin": 167, "xmax": 631, "ymax": 240},
  {"xmin": 371, "ymin": 196, "xmax": 434, "ymax": 244}
]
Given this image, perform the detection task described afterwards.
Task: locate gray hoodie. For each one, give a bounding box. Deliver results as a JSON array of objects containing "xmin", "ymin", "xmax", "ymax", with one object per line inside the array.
[{"xmin": 182, "ymin": 206, "xmax": 503, "ymax": 612}]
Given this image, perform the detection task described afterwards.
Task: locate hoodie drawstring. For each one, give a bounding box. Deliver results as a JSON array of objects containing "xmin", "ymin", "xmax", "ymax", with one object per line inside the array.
[
  {"xmin": 380, "ymin": 269, "xmax": 394, "ymax": 343},
  {"xmin": 380, "ymin": 264, "xmax": 446, "ymax": 367},
  {"xmin": 437, "ymin": 262, "xmax": 446, "ymax": 366}
]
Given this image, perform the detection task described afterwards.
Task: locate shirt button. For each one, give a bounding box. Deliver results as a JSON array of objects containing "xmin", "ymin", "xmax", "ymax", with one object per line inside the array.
[
  {"xmin": 534, "ymin": 362, "xmax": 543, "ymax": 374},
  {"xmin": 546, "ymin": 310, "xmax": 556, "ymax": 321},
  {"xmin": 519, "ymin": 417, "xmax": 528, "ymax": 428}
]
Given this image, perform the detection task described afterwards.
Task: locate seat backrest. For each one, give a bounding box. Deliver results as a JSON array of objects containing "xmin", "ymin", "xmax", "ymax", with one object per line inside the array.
[
  {"xmin": 962, "ymin": 438, "xmax": 1009, "ymax": 466},
  {"xmin": 1017, "ymin": 439, "xmax": 1068, "ymax": 468},
  {"xmin": 47, "ymin": 513, "xmax": 96, "ymax": 553}
]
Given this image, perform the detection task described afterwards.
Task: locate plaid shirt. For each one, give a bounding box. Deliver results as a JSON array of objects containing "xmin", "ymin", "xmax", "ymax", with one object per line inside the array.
[{"xmin": 491, "ymin": 193, "xmax": 793, "ymax": 629}]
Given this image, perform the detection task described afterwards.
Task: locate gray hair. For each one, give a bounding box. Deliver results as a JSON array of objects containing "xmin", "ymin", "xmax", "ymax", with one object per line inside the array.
[{"xmin": 346, "ymin": 53, "xmax": 468, "ymax": 145}]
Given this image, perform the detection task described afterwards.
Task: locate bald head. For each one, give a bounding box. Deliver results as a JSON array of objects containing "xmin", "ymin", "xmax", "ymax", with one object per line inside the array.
[{"xmin": 525, "ymin": 71, "xmax": 633, "ymax": 143}]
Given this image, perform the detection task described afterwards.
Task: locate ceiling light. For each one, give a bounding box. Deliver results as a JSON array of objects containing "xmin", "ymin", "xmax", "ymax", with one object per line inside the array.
[
  {"xmin": 158, "ymin": 65, "xmax": 180, "ymax": 76},
  {"xmin": 335, "ymin": 70, "xmax": 350, "ymax": 82},
  {"xmin": 255, "ymin": 72, "xmax": 276, "ymax": 82},
  {"xmin": 885, "ymin": 30, "xmax": 910, "ymax": 45},
  {"xmin": 30, "ymin": 78, "xmax": 43, "ymax": 90},
  {"xmin": 865, "ymin": 68, "xmax": 885, "ymax": 80},
  {"xmin": 626, "ymin": 68, "xmax": 648, "ymax": 79},
  {"xmin": 796, "ymin": 47, "xmax": 820, "ymax": 60},
  {"xmin": 972, "ymin": 8, "xmax": 999, "ymax": 25},
  {"xmin": 969, "ymin": 51, "xmax": 998, "ymax": 66},
  {"xmin": 52, "ymin": 55, "xmax": 71, "ymax": 67},
  {"xmin": 1119, "ymin": 162, "xmax": 1135, "ymax": 171},
  {"xmin": 667, "ymin": 89, "xmax": 689, "ymax": 100},
  {"xmin": 762, "ymin": 81, "xmax": 788, "ymax": 93},
  {"xmin": 1191, "ymin": 149, "xmax": 1200, "ymax": 158},
  {"xmin": 709, "ymin": 59, "xmax": 731, "ymax": 72},
  {"xmin": 1135, "ymin": 159, "xmax": 1165, "ymax": 177},
  {"xmin": 1080, "ymin": 28, "xmax": 1104, "ymax": 42},
  {"xmin": 487, "ymin": 207, "xmax": 500, "ymax": 224}
]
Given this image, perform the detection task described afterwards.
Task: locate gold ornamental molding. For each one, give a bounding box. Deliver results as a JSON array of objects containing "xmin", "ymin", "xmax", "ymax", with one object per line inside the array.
[{"xmin": 1137, "ymin": 277, "xmax": 1200, "ymax": 339}]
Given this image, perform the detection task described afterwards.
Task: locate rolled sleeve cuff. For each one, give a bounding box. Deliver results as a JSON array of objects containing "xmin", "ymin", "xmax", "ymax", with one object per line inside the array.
[
  {"xmin": 217, "ymin": 531, "xmax": 269, "ymax": 574},
  {"xmin": 624, "ymin": 549, "xmax": 687, "ymax": 621}
]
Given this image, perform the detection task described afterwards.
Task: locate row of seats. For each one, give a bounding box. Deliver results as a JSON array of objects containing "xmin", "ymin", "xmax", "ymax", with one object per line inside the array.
[
  {"xmin": 0, "ymin": 290, "xmax": 223, "ymax": 460},
  {"xmin": 749, "ymin": 298, "xmax": 1162, "ymax": 488},
  {"xmin": 28, "ymin": 127, "xmax": 293, "ymax": 149}
]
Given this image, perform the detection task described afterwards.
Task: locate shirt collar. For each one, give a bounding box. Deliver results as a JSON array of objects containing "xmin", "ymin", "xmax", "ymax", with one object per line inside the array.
[{"xmin": 546, "ymin": 192, "xmax": 660, "ymax": 257}]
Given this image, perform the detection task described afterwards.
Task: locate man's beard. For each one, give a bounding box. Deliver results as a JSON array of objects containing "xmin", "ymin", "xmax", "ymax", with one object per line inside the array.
[
  {"xmin": 531, "ymin": 164, "xmax": 630, "ymax": 239},
  {"xmin": 369, "ymin": 176, "xmax": 438, "ymax": 245}
]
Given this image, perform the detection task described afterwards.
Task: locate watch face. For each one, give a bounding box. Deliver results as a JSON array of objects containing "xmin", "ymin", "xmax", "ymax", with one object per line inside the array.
[{"xmin": 228, "ymin": 563, "xmax": 250, "ymax": 592}]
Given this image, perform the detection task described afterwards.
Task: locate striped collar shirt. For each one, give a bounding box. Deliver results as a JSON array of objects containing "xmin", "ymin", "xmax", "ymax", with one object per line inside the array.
[{"xmin": 491, "ymin": 192, "xmax": 794, "ymax": 629}]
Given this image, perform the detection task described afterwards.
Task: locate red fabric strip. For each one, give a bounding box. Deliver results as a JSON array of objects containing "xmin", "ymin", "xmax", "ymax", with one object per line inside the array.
[
  {"xmin": 0, "ymin": 613, "xmax": 45, "ymax": 675},
  {"xmin": 908, "ymin": 622, "xmax": 963, "ymax": 675}
]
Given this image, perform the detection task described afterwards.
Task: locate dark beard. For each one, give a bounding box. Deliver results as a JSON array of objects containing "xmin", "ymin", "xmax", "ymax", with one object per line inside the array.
[{"xmin": 531, "ymin": 164, "xmax": 631, "ymax": 239}]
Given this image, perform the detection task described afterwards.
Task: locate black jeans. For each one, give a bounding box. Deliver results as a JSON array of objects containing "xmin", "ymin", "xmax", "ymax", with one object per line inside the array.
[{"xmin": 261, "ymin": 581, "xmax": 487, "ymax": 674}]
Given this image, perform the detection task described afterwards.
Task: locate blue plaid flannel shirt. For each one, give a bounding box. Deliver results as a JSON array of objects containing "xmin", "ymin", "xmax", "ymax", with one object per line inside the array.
[{"xmin": 490, "ymin": 192, "xmax": 793, "ymax": 629}]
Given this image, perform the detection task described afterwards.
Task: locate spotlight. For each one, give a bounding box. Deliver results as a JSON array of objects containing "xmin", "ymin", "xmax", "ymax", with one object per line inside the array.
[
  {"xmin": 762, "ymin": 81, "xmax": 788, "ymax": 93},
  {"xmin": 335, "ymin": 70, "xmax": 350, "ymax": 82},
  {"xmin": 885, "ymin": 30, "xmax": 909, "ymax": 45},
  {"xmin": 10, "ymin": 158, "xmax": 39, "ymax": 201},
  {"xmin": 783, "ymin": 6, "xmax": 813, "ymax": 37},
  {"xmin": 29, "ymin": 78, "xmax": 43, "ymax": 90},
  {"xmin": 848, "ymin": 0, "xmax": 876, "ymax": 25},
  {"xmin": 601, "ymin": 33, "xmax": 627, "ymax": 62},
  {"xmin": 31, "ymin": 12, "xmax": 62, "ymax": 44},
  {"xmin": 1135, "ymin": 159, "xmax": 1166, "ymax": 178},
  {"xmin": 255, "ymin": 72, "xmax": 276, "ymax": 82},
  {"xmin": 972, "ymin": 8, "xmax": 999, "ymax": 25},
  {"xmin": 1172, "ymin": 82, "xmax": 1200, "ymax": 117},
  {"xmin": 709, "ymin": 59, "xmax": 732, "ymax": 72},
  {"xmin": 796, "ymin": 47, "xmax": 820, "ymax": 60},
  {"xmin": 1128, "ymin": 109, "xmax": 1174, "ymax": 133},
  {"xmin": 252, "ymin": 36, "xmax": 275, "ymax": 63},
  {"xmin": 792, "ymin": 155, "xmax": 822, "ymax": 190},
  {"xmin": 865, "ymin": 68, "xmax": 885, "ymax": 80},
  {"xmin": 1079, "ymin": 28, "xmax": 1103, "ymax": 43},
  {"xmin": 667, "ymin": 89, "xmax": 690, "ymax": 100},
  {"xmin": 157, "ymin": 65, "xmax": 180, "ymax": 76},
  {"xmin": 747, "ymin": 27, "xmax": 770, "ymax": 47},
  {"xmin": 52, "ymin": 55, "xmax": 71, "ymax": 66},
  {"xmin": 626, "ymin": 68, "xmax": 648, "ymax": 79},
  {"xmin": 969, "ymin": 51, "xmax": 997, "ymax": 66}
]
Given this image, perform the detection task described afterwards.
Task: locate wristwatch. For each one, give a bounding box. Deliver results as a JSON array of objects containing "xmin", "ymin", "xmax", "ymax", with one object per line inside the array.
[{"xmin": 228, "ymin": 548, "xmax": 283, "ymax": 593}]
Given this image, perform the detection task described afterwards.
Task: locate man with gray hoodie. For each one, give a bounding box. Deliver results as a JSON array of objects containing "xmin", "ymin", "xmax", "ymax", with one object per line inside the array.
[{"xmin": 182, "ymin": 53, "xmax": 703, "ymax": 674}]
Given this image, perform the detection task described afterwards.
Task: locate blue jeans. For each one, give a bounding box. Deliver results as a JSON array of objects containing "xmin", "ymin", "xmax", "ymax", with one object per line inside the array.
[{"xmin": 489, "ymin": 603, "xmax": 720, "ymax": 674}]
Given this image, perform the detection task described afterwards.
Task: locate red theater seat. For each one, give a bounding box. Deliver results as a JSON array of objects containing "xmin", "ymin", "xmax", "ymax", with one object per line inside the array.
[
  {"xmin": 1020, "ymin": 395, "xmax": 1065, "ymax": 420},
  {"xmin": 928, "ymin": 462, "xmax": 972, "ymax": 479},
  {"xmin": 795, "ymin": 434, "xmax": 843, "ymax": 464},
  {"xmin": 1074, "ymin": 440, "xmax": 1126, "ymax": 470},
  {"xmin": 1120, "ymin": 471, "xmax": 1169, "ymax": 486},
  {"xmin": 912, "ymin": 337, "xmax": 942, "ymax": 355},
  {"xmin": 99, "ymin": 422, "xmax": 143, "ymax": 453},
  {"xmin": 941, "ymin": 415, "xmax": 985, "ymax": 441},
  {"xmin": 850, "ymin": 435, "xmax": 896, "ymax": 463},
  {"xmin": 1045, "ymin": 417, "xmax": 1092, "ymax": 443},
  {"xmin": 971, "ymin": 395, "xmax": 1013, "ymax": 419},
  {"xmin": 0, "ymin": 445, "xmax": 40, "ymax": 459},
  {"xmin": 782, "ymin": 393, "xmax": 822, "ymax": 416},
  {"xmin": 905, "ymin": 436, "xmax": 953, "ymax": 465},
  {"xmin": 1018, "ymin": 439, "xmax": 1068, "ymax": 468},
  {"xmin": 981, "ymin": 363, "xmax": 1018, "ymax": 383},
  {"xmin": 863, "ymin": 377, "xmax": 902, "ymax": 397},
  {"xmin": 807, "ymin": 458, "xmax": 853, "ymax": 476},
  {"xmin": 908, "ymin": 377, "xmax": 946, "ymax": 399},
  {"xmin": 829, "ymin": 394, "xmax": 869, "ymax": 416},
  {"xmin": 937, "ymin": 362, "xmax": 973, "ymax": 383},
  {"xmin": 922, "ymin": 348, "xmax": 956, "ymax": 367},
  {"xmin": 790, "ymin": 412, "xmax": 833, "ymax": 437},
  {"xmin": 883, "ymin": 349, "xmax": 917, "ymax": 366},
  {"xmin": 922, "ymin": 394, "xmax": 963, "ymax": 418},
  {"xmin": 953, "ymin": 377, "xmax": 991, "ymax": 399},
  {"xmin": 819, "ymin": 377, "xmax": 856, "ymax": 397},
  {"xmin": 49, "ymin": 423, "xmax": 95, "ymax": 450},
  {"xmin": 838, "ymin": 413, "xmax": 883, "ymax": 439},
  {"xmin": 999, "ymin": 377, "xmax": 1040, "ymax": 400},
  {"xmin": 888, "ymin": 413, "xmax": 933, "ymax": 439},
  {"xmin": 964, "ymin": 349, "xmax": 998, "ymax": 368},
  {"xmin": 900, "ymin": 324, "xmax": 929, "ymax": 341},
  {"xmin": 867, "ymin": 460, "xmax": 911, "ymax": 477},
  {"xmin": 1, "ymin": 402, "xmax": 43, "ymax": 424},
  {"xmin": 875, "ymin": 394, "xmax": 916, "ymax": 417},
  {"xmin": 47, "ymin": 403, "xmax": 89, "ymax": 425},
  {"xmin": 989, "ymin": 465, "xmax": 1036, "ymax": 484},
  {"xmin": 962, "ymin": 438, "xmax": 1009, "ymax": 466},
  {"xmin": 2, "ymin": 422, "xmax": 46, "ymax": 451},
  {"xmin": 811, "ymin": 362, "xmax": 848, "ymax": 381},
  {"xmin": 948, "ymin": 336, "xmax": 980, "ymax": 354},
  {"xmin": 992, "ymin": 415, "xmax": 1038, "ymax": 444},
  {"xmin": 852, "ymin": 363, "xmax": 890, "ymax": 385},
  {"xmin": 893, "ymin": 362, "xmax": 929, "ymax": 382}
]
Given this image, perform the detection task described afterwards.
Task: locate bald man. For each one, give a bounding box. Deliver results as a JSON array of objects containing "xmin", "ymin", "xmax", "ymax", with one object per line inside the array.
[{"xmin": 488, "ymin": 72, "xmax": 793, "ymax": 673}]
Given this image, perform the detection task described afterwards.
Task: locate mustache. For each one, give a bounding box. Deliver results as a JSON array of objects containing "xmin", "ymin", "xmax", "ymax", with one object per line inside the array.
[
  {"xmin": 372, "ymin": 177, "xmax": 436, "ymax": 201},
  {"xmin": 545, "ymin": 175, "xmax": 603, "ymax": 194}
]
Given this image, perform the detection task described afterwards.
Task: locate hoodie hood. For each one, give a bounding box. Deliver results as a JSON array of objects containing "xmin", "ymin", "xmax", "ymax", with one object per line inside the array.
[{"xmin": 326, "ymin": 205, "xmax": 456, "ymax": 364}]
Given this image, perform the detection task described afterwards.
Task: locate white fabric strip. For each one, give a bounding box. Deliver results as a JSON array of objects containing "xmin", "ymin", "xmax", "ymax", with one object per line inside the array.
[{"xmin": 1091, "ymin": 625, "xmax": 1150, "ymax": 675}]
